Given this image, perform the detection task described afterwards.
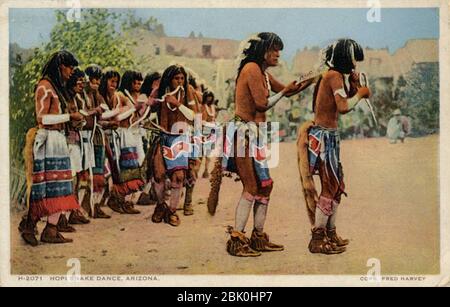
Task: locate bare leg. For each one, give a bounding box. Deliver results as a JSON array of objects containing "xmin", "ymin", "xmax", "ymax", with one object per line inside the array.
[
  {"xmin": 235, "ymin": 194, "xmax": 254, "ymax": 232},
  {"xmin": 169, "ymin": 188, "xmax": 182, "ymax": 212},
  {"xmin": 314, "ymin": 207, "xmax": 329, "ymax": 229},
  {"xmin": 253, "ymin": 201, "xmax": 268, "ymax": 233},
  {"xmin": 48, "ymin": 213, "xmax": 61, "ymax": 225}
]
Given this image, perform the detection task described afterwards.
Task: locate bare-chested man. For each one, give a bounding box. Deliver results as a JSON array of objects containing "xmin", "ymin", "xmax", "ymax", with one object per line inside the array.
[{"xmin": 302, "ymin": 38, "xmax": 371, "ymax": 254}]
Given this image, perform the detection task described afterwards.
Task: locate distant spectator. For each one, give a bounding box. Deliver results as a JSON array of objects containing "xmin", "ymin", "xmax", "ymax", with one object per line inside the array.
[{"xmin": 387, "ymin": 109, "xmax": 411, "ymax": 143}]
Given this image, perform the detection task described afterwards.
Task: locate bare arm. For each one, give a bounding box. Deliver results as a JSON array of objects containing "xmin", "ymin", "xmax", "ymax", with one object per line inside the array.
[
  {"xmin": 268, "ymin": 73, "xmax": 285, "ymax": 93},
  {"xmin": 329, "ymin": 73, "xmax": 370, "ymax": 114},
  {"xmin": 246, "ymin": 65, "xmax": 273, "ymax": 112},
  {"xmin": 187, "ymin": 85, "xmax": 200, "ymax": 114},
  {"xmin": 115, "ymin": 92, "xmax": 136, "ymax": 121},
  {"xmin": 35, "ymin": 82, "xmax": 82, "ymax": 125}
]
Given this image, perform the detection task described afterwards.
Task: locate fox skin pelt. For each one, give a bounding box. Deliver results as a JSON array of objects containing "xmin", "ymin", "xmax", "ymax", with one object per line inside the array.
[{"xmin": 297, "ymin": 121, "xmax": 319, "ymax": 226}]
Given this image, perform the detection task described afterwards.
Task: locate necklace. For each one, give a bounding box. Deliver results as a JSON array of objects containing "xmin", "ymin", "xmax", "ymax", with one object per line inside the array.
[
  {"xmin": 264, "ymin": 72, "xmax": 272, "ymax": 93},
  {"xmin": 76, "ymin": 93, "xmax": 86, "ymax": 111}
]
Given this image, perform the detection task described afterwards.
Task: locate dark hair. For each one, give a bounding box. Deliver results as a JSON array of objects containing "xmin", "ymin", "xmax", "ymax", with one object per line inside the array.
[
  {"xmin": 99, "ymin": 69, "xmax": 121, "ymax": 102},
  {"xmin": 66, "ymin": 68, "xmax": 85, "ymax": 98},
  {"xmin": 141, "ymin": 72, "xmax": 161, "ymax": 96},
  {"xmin": 41, "ymin": 50, "xmax": 79, "ymax": 102},
  {"xmin": 325, "ymin": 38, "xmax": 364, "ymax": 74},
  {"xmin": 237, "ymin": 32, "xmax": 284, "ymax": 79},
  {"xmin": 202, "ymin": 91, "xmax": 215, "ymax": 105},
  {"xmin": 85, "ymin": 64, "xmax": 103, "ymax": 80},
  {"xmin": 188, "ymin": 74, "xmax": 198, "ymax": 89},
  {"xmin": 157, "ymin": 65, "xmax": 188, "ymax": 105},
  {"xmin": 118, "ymin": 70, "xmax": 144, "ymax": 94}
]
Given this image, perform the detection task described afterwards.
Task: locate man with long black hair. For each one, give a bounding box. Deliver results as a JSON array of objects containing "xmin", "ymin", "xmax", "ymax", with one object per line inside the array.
[
  {"xmin": 183, "ymin": 71, "xmax": 203, "ymax": 217},
  {"xmin": 98, "ymin": 68, "xmax": 136, "ymax": 215},
  {"xmin": 19, "ymin": 50, "xmax": 83, "ymax": 246},
  {"xmin": 201, "ymin": 90, "xmax": 216, "ymax": 179},
  {"xmin": 133, "ymin": 71, "xmax": 162, "ymax": 206},
  {"xmin": 226, "ymin": 33, "xmax": 312, "ymax": 257},
  {"xmin": 109, "ymin": 70, "xmax": 146, "ymax": 214},
  {"xmin": 150, "ymin": 64, "xmax": 198, "ymax": 227},
  {"xmin": 78, "ymin": 64, "xmax": 111, "ymax": 219},
  {"xmin": 64, "ymin": 68, "xmax": 92, "ymax": 228},
  {"xmin": 299, "ymin": 38, "xmax": 371, "ymax": 254}
]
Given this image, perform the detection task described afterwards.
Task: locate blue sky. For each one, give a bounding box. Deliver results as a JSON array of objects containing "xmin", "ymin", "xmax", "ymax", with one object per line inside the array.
[{"xmin": 9, "ymin": 8, "xmax": 439, "ymax": 61}]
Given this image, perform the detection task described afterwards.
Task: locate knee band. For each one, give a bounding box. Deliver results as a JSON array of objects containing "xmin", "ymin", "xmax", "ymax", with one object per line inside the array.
[
  {"xmin": 255, "ymin": 196, "xmax": 269, "ymax": 205},
  {"xmin": 317, "ymin": 196, "xmax": 335, "ymax": 216},
  {"xmin": 242, "ymin": 191, "xmax": 256, "ymax": 202}
]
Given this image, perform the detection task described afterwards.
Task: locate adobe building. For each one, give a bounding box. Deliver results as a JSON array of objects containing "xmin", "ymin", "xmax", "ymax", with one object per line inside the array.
[
  {"xmin": 129, "ymin": 28, "xmax": 240, "ymax": 59},
  {"xmin": 129, "ymin": 28, "xmax": 438, "ymax": 108},
  {"xmin": 292, "ymin": 39, "xmax": 438, "ymax": 82}
]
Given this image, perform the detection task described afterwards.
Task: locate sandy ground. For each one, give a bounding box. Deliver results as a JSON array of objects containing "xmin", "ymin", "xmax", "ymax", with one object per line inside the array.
[{"xmin": 10, "ymin": 135, "xmax": 439, "ymax": 276}]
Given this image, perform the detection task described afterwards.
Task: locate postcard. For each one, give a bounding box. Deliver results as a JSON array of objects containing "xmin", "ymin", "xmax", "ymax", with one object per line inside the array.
[{"xmin": 0, "ymin": 0, "xmax": 448, "ymax": 287}]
